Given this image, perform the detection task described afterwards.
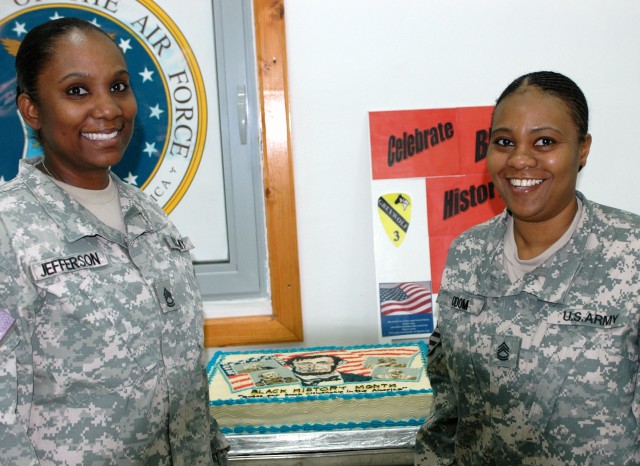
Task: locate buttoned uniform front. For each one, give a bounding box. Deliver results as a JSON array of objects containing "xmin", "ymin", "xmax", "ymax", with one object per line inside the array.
[
  {"xmin": 415, "ymin": 192, "xmax": 640, "ymax": 466},
  {"xmin": 0, "ymin": 158, "xmax": 229, "ymax": 465}
]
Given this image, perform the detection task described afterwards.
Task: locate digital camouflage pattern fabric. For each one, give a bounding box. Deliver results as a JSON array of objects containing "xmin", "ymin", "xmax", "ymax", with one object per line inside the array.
[
  {"xmin": 415, "ymin": 191, "xmax": 640, "ymax": 466},
  {"xmin": 0, "ymin": 158, "xmax": 229, "ymax": 465}
]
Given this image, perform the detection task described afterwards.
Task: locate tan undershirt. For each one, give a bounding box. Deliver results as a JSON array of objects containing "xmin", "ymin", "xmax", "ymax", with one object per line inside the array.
[{"xmin": 50, "ymin": 176, "xmax": 126, "ymax": 234}]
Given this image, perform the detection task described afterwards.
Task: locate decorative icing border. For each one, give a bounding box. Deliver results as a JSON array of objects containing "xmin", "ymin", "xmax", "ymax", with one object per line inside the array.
[{"xmin": 220, "ymin": 418, "xmax": 426, "ymax": 435}]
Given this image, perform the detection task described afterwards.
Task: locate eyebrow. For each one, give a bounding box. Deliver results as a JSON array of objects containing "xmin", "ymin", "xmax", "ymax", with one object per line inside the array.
[
  {"xmin": 58, "ymin": 68, "xmax": 130, "ymax": 84},
  {"xmin": 490, "ymin": 126, "xmax": 563, "ymax": 136},
  {"xmin": 58, "ymin": 71, "xmax": 89, "ymax": 83}
]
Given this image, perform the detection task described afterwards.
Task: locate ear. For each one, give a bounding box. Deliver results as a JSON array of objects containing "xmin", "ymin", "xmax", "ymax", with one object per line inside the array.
[
  {"xmin": 578, "ymin": 133, "xmax": 592, "ymax": 170},
  {"xmin": 17, "ymin": 93, "xmax": 41, "ymax": 131}
]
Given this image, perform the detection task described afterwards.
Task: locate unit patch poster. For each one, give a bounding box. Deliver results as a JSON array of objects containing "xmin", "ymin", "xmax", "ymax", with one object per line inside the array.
[{"xmin": 369, "ymin": 106, "xmax": 505, "ymax": 341}]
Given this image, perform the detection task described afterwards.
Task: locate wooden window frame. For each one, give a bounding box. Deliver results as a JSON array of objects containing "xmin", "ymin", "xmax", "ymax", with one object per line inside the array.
[{"xmin": 203, "ymin": 0, "xmax": 302, "ymax": 347}]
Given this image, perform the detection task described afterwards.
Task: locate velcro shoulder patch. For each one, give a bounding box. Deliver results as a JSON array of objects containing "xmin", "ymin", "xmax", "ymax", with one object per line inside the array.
[{"xmin": 0, "ymin": 310, "xmax": 15, "ymax": 343}]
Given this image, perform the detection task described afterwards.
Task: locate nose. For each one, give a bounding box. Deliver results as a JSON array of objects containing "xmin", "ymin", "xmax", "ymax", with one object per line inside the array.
[
  {"xmin": 92, "ymin": 91, "xmax": 123, "ymax": 120},
  {"xmin": 507, "ymin": 145, "xmax": 537, "ymax": 169}
]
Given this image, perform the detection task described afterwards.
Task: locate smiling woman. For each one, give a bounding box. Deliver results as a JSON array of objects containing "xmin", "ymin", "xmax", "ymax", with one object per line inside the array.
[
  {"xmin": 0, "ymin": 17, "xmax": 228, "ymax": 465},
  {"xmin": 487, "ymin": 86, "xmax": 591, "ymax": 259},
  {"xmin": 17, "ymin": 26, "xmax": 136, "ymax": 189},
  {"xmin": 415, "ymin": 71, "xmax": 640, "ymax": 466}
]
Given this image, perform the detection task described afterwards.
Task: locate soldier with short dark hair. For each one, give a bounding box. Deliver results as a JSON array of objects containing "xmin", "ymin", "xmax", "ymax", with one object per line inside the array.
[
  {"xmin": 0, "ymin": 17, "xmax": 228, "ymax": 465},
  {"xmin": 415, "ymin": 71, "xmax": 640, "ymax": 465}
]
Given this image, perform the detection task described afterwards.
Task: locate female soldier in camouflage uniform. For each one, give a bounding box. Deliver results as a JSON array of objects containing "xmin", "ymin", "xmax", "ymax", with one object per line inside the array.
[
  {"xmin": 0, "ymin": 18, "xmax": 228, "ymax": 465},
  {"xmin": 415, "ymin": 71, "xmax": 640, "ymax": 465}
]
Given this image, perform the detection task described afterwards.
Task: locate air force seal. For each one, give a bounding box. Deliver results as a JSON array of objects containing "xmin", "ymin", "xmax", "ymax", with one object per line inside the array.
[{"xmin": 0, "ymin": 0, "xmax": 206, "ymax": 213}]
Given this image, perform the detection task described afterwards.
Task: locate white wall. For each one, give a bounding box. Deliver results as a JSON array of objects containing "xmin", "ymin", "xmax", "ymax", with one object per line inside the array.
[{"xmin": 269, "ymin": 0, "xmax": 640, "ymax": 350}]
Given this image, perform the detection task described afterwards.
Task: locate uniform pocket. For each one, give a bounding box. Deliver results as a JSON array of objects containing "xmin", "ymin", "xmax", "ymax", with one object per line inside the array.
[
  {"xmin": 155, "ymin": 233, "xmax": 204, "ymax": 365},
  {"xmin": 33, "ymin": 270, "xmax": 147, "ymax": 401},
  {"xmin": 0, "ymin": 331, "xmax": 20, "ymax": 424},
  {"xmin": 436, "ymin": 290, "xmax": 486, "ymax": 417},
  {"xmin": 526, "ymin": 334, "xmax": 587, "ymax": 432},
  {"xmin": 154, "ymin": 273, "xmax": 203, "ymax": 367},
  {"xmin": 529, "ymin": 305, "xmax": 632, "ymax": 435}
]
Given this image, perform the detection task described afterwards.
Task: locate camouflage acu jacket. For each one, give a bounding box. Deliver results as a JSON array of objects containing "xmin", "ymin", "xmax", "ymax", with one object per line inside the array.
[
  {"xmin": 0, "ymin": 158, "xmax": 229, "ymax": 465},
  {"xmin": 415, "ymin": 192, "xmax": 640, "ymax": 466}
]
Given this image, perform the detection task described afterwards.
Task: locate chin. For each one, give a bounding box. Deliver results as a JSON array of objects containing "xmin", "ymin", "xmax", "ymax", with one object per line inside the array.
[{"xmin": 96, "ymin": 153, "xmax": 126, "ymax": 168}]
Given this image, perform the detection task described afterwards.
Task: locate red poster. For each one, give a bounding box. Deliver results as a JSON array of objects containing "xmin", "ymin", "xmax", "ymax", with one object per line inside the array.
[
  {"xmin": 370, "ymin": 106, "xmax": 505, "ymax": 294},
  {"xmin": 369, "ymin": 106, "xmax": 494, "ymax": 180},
  {"xmin": 426, "ymin": 174, "xmax": 504, "ymax": 292},
  {"xmin": 456, "ymin": 106, "xmax": 494, "ymax": 175}
]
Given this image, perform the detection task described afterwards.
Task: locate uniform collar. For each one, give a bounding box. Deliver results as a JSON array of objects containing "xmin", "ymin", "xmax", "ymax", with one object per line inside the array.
[
  {"xmin": 18, "ymin": 157, "xmax": 161, "ymax": 245},
  {"xmin": 475, "ymin": 191, "xmax": 591, "ymax": 304}
]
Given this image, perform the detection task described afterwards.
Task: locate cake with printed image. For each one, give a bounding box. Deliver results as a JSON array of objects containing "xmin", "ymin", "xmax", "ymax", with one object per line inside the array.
[{"xmin": 206, "ymin": 342, "xmax": 433, "ymax": 434}]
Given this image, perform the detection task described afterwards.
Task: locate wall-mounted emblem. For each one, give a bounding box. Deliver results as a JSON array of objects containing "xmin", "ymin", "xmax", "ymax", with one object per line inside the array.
[{"xmin": 0, "ymin": 1, "xmax": 206, "ymax": 214}]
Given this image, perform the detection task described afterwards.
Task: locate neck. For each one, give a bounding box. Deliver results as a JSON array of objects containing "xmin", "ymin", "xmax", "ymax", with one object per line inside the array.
[
  {"xmin": 39, "ymin": 158, "xmax": 111, "ymax": 190},
  {"xmin": 39, "ymin": 158, "xmax": 59, "ymax": 181},
  {"xmin": 512, "ymin": 198, "xmax": 578, "ymax": 260}
]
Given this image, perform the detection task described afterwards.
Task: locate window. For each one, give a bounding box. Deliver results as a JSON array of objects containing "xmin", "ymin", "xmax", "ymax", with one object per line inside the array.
[
  {"xmin": 202, "ymin": 0, "xmax": 303, "ymax": 347},
  {"xmin": 193, "ymin": 0, "xmax": 268, "ymax": 301}
]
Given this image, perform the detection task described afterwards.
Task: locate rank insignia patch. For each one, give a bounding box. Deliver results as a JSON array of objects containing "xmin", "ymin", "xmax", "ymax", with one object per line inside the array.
[
  {"xmin": 377, "ymin": 193, "xmax": 412, "ymax": 247},
  {"xmin": 492, "ymin": 334, "xmax": 521, "ymax": 369}
]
